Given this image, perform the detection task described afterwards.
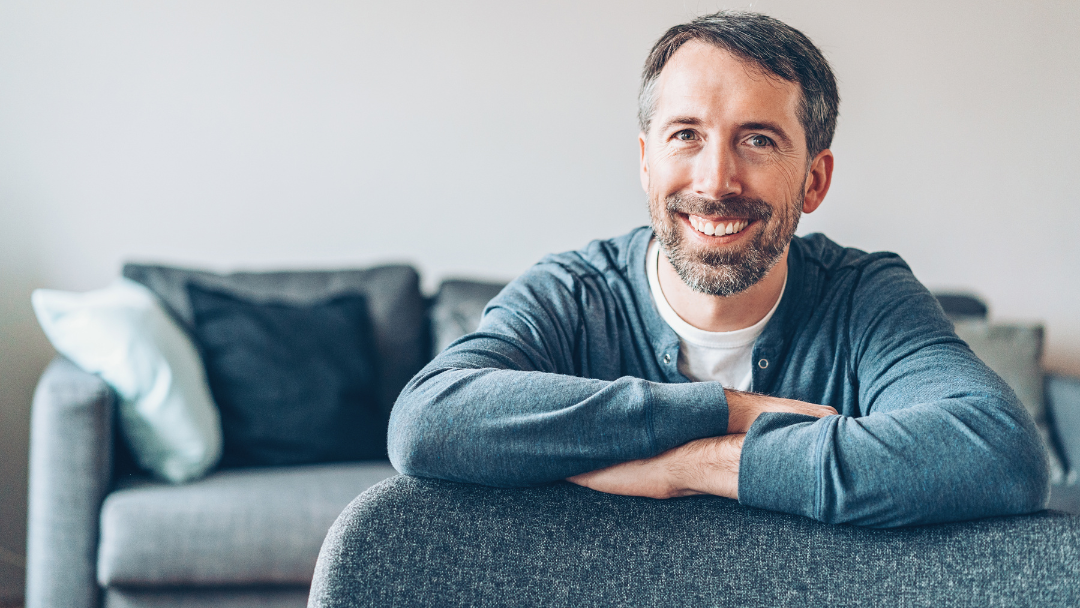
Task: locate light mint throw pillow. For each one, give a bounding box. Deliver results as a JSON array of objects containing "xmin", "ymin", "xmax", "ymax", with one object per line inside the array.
[{"xmin": 32, "ymin": 278, "xmax": 222, "ymax": 483}]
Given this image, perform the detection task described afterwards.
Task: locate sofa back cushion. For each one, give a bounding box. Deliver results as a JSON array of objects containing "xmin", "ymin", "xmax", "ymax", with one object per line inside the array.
[
  {"xmin": 123, "ymin": 264, "xmax": 429, "ymax": 434},
  {"xmin": 429, "ymin": 279, "xmax": 507, "ymax": 357}
]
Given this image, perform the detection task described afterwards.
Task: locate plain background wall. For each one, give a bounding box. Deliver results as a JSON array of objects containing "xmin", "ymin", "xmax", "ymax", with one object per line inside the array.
[{"xmin": 1, "ymin": 0, "xmax": 1077, "ymax": 599}]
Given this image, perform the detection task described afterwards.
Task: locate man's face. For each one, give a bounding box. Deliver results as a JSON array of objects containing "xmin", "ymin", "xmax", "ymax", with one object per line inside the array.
[{"xmin": 641, "ymin": 42, "xmax": 813, "ymax": 296}]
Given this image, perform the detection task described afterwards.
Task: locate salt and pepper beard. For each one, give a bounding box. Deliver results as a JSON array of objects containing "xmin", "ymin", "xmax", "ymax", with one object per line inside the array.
[{"xmin": 649, "ymin": 191, "xmax": 803, "ymax": 296}]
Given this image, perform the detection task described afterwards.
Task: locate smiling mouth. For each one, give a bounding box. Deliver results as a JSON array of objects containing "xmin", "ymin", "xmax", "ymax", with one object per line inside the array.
[{"xmin": 687, "ymin": 214, "xmax": 751, "ymax": 237}]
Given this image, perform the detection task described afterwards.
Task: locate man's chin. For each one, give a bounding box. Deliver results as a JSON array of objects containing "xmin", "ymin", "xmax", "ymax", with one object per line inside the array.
[
  {"xmin": 671, "ymin": 261, "xmax": 758, "ymax": 297},
  {"xmin": 650, "ymin": 191, "xmax": 800, "ymax": 296},
  {"xmin": 662, "ymin": 230, "xmax": 786, "ymax": 297}
]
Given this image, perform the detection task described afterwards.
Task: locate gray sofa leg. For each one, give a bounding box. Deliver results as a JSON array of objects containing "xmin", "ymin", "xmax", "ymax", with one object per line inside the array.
[{"xmin": 310, "ymin": 475, "xmax": 1080, "ymax": 608}]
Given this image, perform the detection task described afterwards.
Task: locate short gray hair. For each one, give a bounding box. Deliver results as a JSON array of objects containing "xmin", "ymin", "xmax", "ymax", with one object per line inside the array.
[{"xmin": 638, "ymin": 11, "xmax": 839, "ymax": 160}]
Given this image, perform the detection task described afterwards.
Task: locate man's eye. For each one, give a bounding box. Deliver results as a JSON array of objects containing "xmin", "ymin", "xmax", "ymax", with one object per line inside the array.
[
  {"xmin": 748, "ymin": 134, "xmax": 772, "ymax": 147},
  {"xmin": 674, "ymin": 130, "xmax": 697, "ymax": 141}
]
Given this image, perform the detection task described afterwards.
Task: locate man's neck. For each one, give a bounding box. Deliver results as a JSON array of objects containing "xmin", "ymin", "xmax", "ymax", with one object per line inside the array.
[{"xmin": 657, "ymin": 247, "xmax": 789, "ymax": 333}]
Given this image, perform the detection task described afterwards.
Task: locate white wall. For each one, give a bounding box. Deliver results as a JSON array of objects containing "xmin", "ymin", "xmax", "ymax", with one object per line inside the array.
[{"xmin": 1, "ymin": 0, "xmax": 1077, "ymax": 599}]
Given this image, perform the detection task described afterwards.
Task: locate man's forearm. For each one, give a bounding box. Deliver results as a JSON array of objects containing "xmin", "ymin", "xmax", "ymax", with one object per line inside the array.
[
  {"xmin": 570, "ymin": 385, "xmax": 1047, "ymax": 527},
  {"xmin": 389, "ymin": 338, "xmax": 734, "ymax": 487},
  {"xmin": 567, "ymin": 434, "xmax": 745, "ymax": 499},
  {"xmin": 725, "ymin": 389, "xmax": 837, "ymax": 433},
  {"xmin": 567, "ymin": 390, "xmax": 836, "ymax": 499}
]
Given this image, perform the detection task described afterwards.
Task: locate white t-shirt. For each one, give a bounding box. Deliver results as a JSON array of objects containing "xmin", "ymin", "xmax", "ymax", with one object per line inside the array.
[{"xmin": 646, "ymin": 239, "xmax": 785, "ymax": 390}]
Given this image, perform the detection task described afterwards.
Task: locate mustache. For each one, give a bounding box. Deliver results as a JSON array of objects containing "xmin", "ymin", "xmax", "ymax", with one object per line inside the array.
[{"xmin": 665, "ymin": 193, "xmax": 773, "ymax": 222}]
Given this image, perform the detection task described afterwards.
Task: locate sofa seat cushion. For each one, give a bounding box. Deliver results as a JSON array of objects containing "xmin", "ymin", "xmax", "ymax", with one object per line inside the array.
[
  {"xmin": 105, "ymin": 587, "xmax": 310, "ymax": 608},
  {"xmin": 98, "ymin": 462, "xmax": 398, "ymax": 587}
]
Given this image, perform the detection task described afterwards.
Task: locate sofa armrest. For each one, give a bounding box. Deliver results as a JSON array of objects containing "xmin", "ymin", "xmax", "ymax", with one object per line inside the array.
[
  {"xmin": 26, "ymin": 357, "xmax": 115, "ymax": 608},
  {"xmin": 311, "ymin": 476, "xmax": 1080, "ymax": 608}
]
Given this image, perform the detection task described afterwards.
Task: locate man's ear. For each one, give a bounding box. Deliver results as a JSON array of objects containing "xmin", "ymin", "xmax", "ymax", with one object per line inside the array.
[
  {"xmin": 802, "ymin": 148, "xmax": 834, "ymax": 214},
  {"xmin": 638, "ymin": 132, "xmax": 649, "ymax": 192}
]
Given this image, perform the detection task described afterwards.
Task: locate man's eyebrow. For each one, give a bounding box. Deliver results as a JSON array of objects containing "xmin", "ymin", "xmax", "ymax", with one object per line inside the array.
[
  {"xmin": 739, "ymin": 121, "xmax": 793, "ymax": 145},
  {"xmin": 657, "ymin": 116, "xmax": 703, "ymax": 133}
]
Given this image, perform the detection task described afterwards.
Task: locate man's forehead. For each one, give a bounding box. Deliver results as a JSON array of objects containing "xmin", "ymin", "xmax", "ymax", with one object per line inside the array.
[{"xmin": 653, "ymin": 41, "xmax": 802, "ymax": 130}]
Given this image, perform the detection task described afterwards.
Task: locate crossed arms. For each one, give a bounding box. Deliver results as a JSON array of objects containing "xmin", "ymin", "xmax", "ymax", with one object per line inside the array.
[
  {"xmin": 388, "ymin": 251, "xmax": 1049, "ymax": 527},
  {"xmin": 567, "ymin": 391, "xmax": 835, "ymax": 500}
]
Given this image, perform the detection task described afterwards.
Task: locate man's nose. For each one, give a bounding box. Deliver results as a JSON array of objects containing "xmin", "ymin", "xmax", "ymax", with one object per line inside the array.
[{"xmin": 692, "ymin": 141, "xmax": 741, "ymax": 199}]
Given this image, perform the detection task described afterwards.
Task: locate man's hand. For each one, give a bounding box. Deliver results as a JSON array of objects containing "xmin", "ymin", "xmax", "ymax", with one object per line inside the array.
[
  {"xmin": 567, "ymin": 391, "xmax": 837, "ymax": 500},
  {"xmin": 726, "ymin": 389, "xmax": 837, "ymax": 434},
  {"xmin": 567, "ymin": 434, "xmax": 745, "ymax": 499}
]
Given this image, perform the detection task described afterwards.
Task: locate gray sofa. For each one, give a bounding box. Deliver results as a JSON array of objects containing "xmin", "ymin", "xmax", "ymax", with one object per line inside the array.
[
  {"xmin": 309, "ymin": 476, "xmax": 1080, "ymax": 608},
  {"xmin": 25, "ymin": 262, "xmax": 1080, "ymax": 607},
  {"xmin": 307, "ymin": 380, "xmax": 1080, "ymax": 608},
  {"xmin": 25, "ymin": 265, "xmax": 504, "ymax": 608}
]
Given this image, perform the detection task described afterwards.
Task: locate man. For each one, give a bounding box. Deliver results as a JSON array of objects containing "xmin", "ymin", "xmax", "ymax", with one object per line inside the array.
[{"xmin": 388, "ymin": 11, "xmax": 1048, "ymax": 527}]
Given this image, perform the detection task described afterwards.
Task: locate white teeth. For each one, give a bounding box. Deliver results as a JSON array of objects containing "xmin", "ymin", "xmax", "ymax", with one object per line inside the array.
[{"xmin": 689, "ymin": 216, "xmax": 751, "ymax": 236}]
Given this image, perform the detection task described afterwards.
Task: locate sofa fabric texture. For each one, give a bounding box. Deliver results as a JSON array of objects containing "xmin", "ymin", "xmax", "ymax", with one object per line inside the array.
[
  {"xmin": 98, "ymin": 462, "xmax": 398, "ymax": 587},
  {"xmin": 310, "ymin": 475, "xmax": 1080, "ymax": 608},
  {"xmin": 188, "ymin": 285, "xmax": 382, "ymax": 466}
]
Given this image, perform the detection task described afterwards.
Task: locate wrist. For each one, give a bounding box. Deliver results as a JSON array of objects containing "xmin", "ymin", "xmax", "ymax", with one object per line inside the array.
[
  {"xmin": 676, "ymin": 435, "xmax": 744, "ymax": 499},
  {"xmin": 725, "ymin": 389, "xmax": 751, "ymax": 434}
]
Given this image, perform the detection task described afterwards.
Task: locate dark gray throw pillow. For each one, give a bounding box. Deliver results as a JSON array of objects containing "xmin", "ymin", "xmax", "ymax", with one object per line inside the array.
[
  {"xmin": 122, "ymin": 263, "xmax": 430, "ymax": 426},
  {"xmin": 187, "ymin": 283, "xmax": 385, "ymax": 468}
]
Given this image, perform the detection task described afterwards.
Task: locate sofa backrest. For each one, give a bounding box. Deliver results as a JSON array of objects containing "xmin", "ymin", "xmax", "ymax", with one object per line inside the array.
[{"xmin": 310, "ymin": 475, "xmax": 1080, "ymax": 607}]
